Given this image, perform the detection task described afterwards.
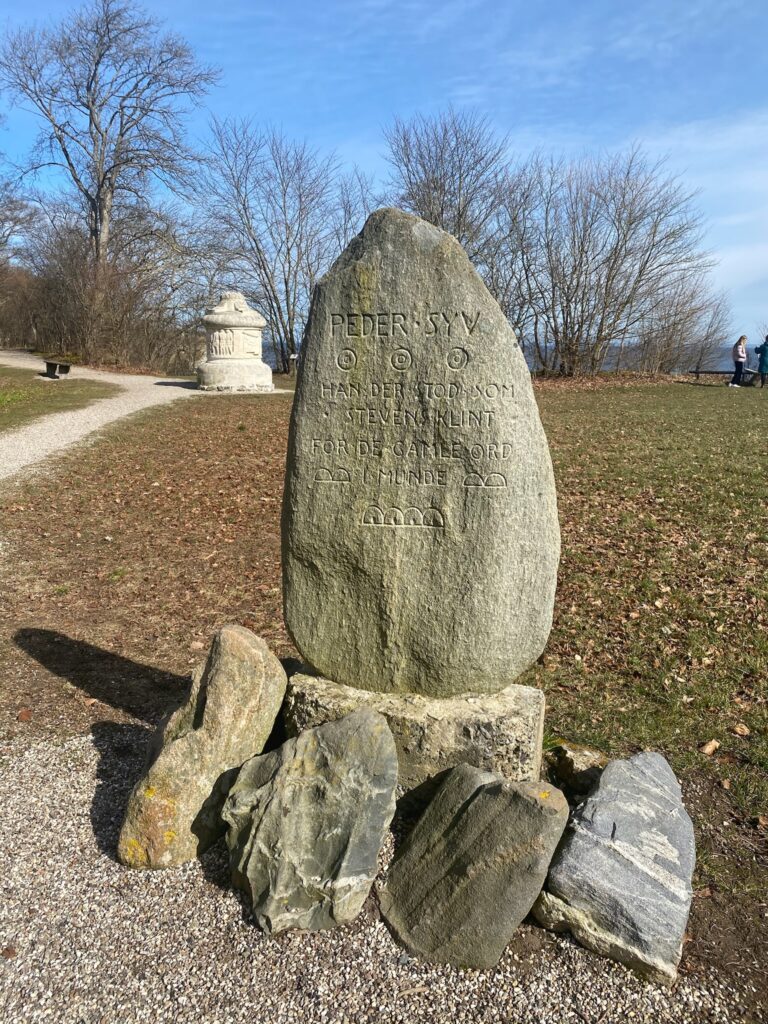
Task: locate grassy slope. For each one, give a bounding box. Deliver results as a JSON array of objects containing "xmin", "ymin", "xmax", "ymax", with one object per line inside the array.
[
  {"xmin": 531, "ymin": 380, "xmax": 767, "ymax": 822},
  {"xmin": 0, "ymin": 365, "xmax": 121, "ymax": 433},
  {"xmin": 0, "ymin": 377, "xmax": 765, "ymax": 997},
  {"xmin": 0, "ymin": 380, "xmax": 765, "ymax": 817},
  {"xmin": 0, "ymin": 379, "xmax": 764, "ymax": 810}
]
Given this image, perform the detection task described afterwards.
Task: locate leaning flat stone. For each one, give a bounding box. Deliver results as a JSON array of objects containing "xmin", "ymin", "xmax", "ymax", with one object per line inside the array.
[
  {"xmin": 533, "ymin": 752, "xmax": 695, "ymax": 985},
  {"xmin": 282, "ymin": 207, "xmax": 560, "ymax": 697},
  {"xmin": 118, "ymin": 625, "xmax": 287, "ymax": 869},
  {"xmin": 379, "ymin": 764, "xmax": 568, "ymax": 969},
  {"xmin": 222, "ymin": 709, "xmax": 398, "ymax": 934},
  {"xmin": 283, "ymin": 672, "xmax": 544, "ymax": 794}
]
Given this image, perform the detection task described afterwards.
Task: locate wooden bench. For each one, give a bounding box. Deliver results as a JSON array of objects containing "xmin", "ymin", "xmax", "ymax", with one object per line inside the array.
[{"xmin": 688, "ymin": 368, "xmax": 757, "ymax": 385}]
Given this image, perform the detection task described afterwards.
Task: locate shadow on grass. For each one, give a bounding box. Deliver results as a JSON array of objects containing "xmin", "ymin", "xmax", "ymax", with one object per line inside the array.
[{"xmin": 13, "ymin": 627, "xmax": 189, "ymax": 723}]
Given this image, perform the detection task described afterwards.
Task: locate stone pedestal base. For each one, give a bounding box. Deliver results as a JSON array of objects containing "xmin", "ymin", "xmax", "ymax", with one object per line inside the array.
[
  {"xmin": 197, "ymin": 359, "xmax": 273, "ymax": 393},
  {"xmin": 282, "ymin": 673, "xmax": 544, "ymax": 796}
]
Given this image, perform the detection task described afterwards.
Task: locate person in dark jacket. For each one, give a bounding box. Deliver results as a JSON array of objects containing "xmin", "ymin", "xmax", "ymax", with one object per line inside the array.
[{"xmin": 755, "ymin": 334, "xmax": 768, "ymax": 388}]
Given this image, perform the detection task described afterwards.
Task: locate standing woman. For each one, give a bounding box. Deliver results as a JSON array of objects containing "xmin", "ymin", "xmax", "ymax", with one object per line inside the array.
[
  {"xmin": 729, "ymin": 335, "xmax": 748, "ymax": 387},
  {"xmin": 755, "ymin": 334, "xmax": 768, "ymax": 388}
]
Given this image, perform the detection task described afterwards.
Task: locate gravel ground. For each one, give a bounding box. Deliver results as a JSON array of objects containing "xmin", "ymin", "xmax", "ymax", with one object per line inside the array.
[
  {"xmin": 0, "ymin": 351, "xmax": 199, "ymax": 483},
  {"xmin": 0, "ymin": 730, "xmax": 760, "ymax": 1024}
]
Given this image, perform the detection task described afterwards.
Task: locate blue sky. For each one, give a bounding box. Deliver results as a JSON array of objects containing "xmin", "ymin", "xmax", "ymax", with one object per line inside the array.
[{"xmin": 2, "ymin": 0, "xmax": 768, "ymax": 340}]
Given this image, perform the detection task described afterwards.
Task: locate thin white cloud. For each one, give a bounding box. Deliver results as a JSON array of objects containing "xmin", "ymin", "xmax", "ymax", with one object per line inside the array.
[{"xmin": 637, "ymin": 109, "xmax": 768, "ymax": 330}]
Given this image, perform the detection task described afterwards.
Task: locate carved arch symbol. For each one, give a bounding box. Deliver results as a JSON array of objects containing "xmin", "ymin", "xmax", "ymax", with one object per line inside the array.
[
  {"xmin": 362, "ymin": 504, "xmax": 445, "ymax": 527},
  {"xmin": 422, "ymin": 508, "xmax": 445, "ymax": 528},
  {"xmin": 383, "ymin": 507, "xmax": 404, "ymax": 526},
  {"xmin": 485, "ymin": 473, "xmax": 507, "ymax": 487},
  {"xmin": 362, "ymin": 505, "xmax": 384, "ymax": 525},
  {"xmin": 462, "ymin": 472, "xmax": 508, "ymax": 488},
  {"xmin": 314, "ymin": 467, "xmax": 351, "ymax": 484}
]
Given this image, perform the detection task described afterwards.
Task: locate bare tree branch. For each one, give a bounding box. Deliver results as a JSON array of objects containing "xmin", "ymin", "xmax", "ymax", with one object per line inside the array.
[
  {"xmin": 383, "ymin": 107, "xmax": 508, "ymax": 263},
  {"xmin": 195, "ymin": 119, "xmax": 351, "ymax": 372},
  {"xmin": 0, "ymin": 0, "xmax": 218, "ymax": 268}
]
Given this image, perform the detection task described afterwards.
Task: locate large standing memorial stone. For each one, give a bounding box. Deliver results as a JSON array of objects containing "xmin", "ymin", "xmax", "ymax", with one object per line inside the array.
[{"xmin": 282, "ymin": 209, "xmax": 559, "ymax": 697}]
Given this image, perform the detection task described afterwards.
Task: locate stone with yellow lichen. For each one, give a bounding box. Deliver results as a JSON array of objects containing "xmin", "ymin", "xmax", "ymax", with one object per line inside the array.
[{"xmin": 117, "ymin": 625, "xmax": 287, "ymax": 869}]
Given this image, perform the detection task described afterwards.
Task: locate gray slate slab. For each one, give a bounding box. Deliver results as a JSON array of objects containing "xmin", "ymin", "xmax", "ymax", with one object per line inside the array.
[
  {"xmin": 222, "ymin": 709, "xmax": 398, "ymax": 934},
  {"xmin": 380, "ymin": 763, "xmax": 568, "ymax": 969},
  {"xmin": 533, "ymin": 751, "xmax": 695, "ymax": 985}
]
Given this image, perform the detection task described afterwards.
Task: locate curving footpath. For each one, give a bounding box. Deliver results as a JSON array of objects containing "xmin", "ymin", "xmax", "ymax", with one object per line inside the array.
[{"xmin": 0, "ymin": 351, "xmax": 200, "ymax": 484}]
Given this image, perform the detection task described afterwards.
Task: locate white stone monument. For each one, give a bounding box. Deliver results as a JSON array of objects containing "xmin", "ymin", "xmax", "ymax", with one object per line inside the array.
[{"xmin": 198, "ymin": 291, "xmax": 273, "ymax": 392}]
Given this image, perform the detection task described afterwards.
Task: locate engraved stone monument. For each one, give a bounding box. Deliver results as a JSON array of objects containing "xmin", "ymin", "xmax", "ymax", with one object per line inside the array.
[
  {"xmin": 281, "ymin": 208, "xmax": 559, "ymax": 782},
  {"xmin": 198, "ymin": 290, "xmax": 273, "ymax": 393}
]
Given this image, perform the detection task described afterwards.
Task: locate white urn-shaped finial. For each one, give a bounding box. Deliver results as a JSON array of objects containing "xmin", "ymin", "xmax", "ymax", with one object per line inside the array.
[{"xmin": 198, "ymin": 290, "xmax": 273, "ymax": 392}]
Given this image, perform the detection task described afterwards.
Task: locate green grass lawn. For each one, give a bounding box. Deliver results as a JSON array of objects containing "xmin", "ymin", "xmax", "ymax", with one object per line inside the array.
[
  {"xmin": 0, "ymin": 364, "xmax": 122, "ymax": 433},
  {"xmin": 529, "ymin": 379, "xmax": 767, "ymax": 827},
  {"xmin": 1, "ymin": 376, "xmax": 764, "ymax": 829}
]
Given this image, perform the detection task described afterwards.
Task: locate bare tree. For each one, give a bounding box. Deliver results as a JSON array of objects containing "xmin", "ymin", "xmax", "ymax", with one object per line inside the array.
[
  {"xmin": 0, "ymin": 165, "xmax": 38, "ymax": 348},
  {"xmin": 18, "ymin": 203, "xmax": 93, "ymax": 356},
  {"xmin": 380, "ymin": 113, "xmax": 717, "ymax": 375},
  {"xmin": 483, "ymin": 163, "xmax": 542, "ymax": 356},
  {"xmin": 197, "ymin": 119, "xmax": 343, "ymax": 372},
  {"xmin": 383, "ymin": 108, "xmax": 508, "ymax": 262},
  {"xmin": 331, "ymin": 166, "xmax": 377, "ymax": 253},
  {"xmin": 493, "ymin": 149, "xmax": 713, "ymax": 375},
  {"xmin": 0, "ymin": 264, "xmax": 38, "ymax": 349},
  {"xmin": 0, "ymin": 0, "xmax": 218, "ymax": 271},
  {"xmin": 0, "ymin": 179, "xmax": 33, "ymax": 257},
  {"xmin": 14, "ymin": 194, "xmax": 208, "ymax": 369},
  {"xmin": 0, "ymin": 110, "xmax": 35, "ymax": 267},
  {"xmin": 628, "ymin": 278, "xmax": 730, "ymax": 374}
]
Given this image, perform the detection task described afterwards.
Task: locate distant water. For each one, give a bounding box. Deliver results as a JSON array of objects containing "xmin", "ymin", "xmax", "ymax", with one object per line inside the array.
[
  {"xmin": 273, "ymin": 341, "xmax": 759, "ymax": 374},
  {"xmin": 522, "ymin": 342, "xmax": 758, "ymax": 374},
  {"xmin": 262, "ymin": 347, "xmax": 280, "ymax": 371},
  {"xmin": 710, "ymin": 343, "xmax": 764, "ymax": 372},
  {"xmin": 601, "ymin": 342, "xmax": 760, "ymax": 373}
]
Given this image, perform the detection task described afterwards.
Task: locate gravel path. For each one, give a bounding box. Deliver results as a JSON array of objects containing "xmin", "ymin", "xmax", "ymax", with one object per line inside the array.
[
  {"xmin": 0, "ymin": 730, "xmax": 759, "ymax": 1024},
  {"xmin": 0, "ymin": 351, "xmax": 199, "ymax": 484}
]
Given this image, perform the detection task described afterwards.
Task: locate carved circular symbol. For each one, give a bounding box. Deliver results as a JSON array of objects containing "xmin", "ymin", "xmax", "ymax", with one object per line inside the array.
[
  {"xmin": 336, "ymin": 348, "xmax": 357, "ymax": 371},
  {"xmin": 447, "ymin": 347, "xmax": 469, "ymax": 370},
  {"xmin": 391, "ymin": 348, "xmax": 412, "ymax": 371}
]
